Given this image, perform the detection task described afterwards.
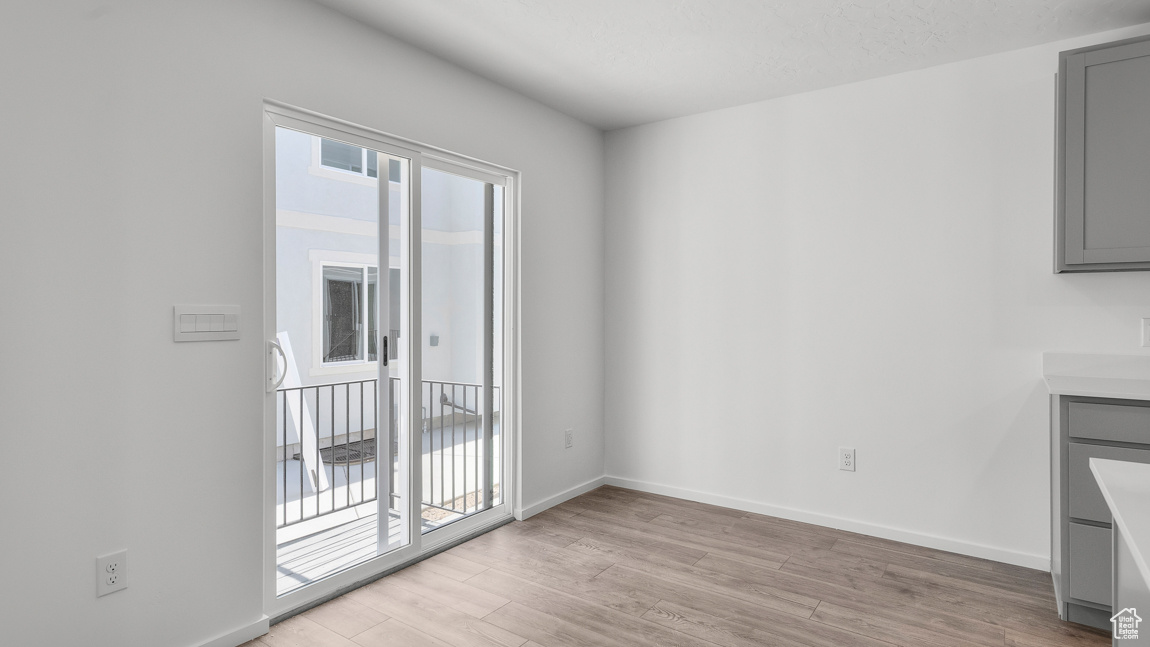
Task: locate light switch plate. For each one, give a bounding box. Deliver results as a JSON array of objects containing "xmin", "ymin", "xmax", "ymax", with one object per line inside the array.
[
  {"xmin": 174, "ymin": 305, "xmax": 240, "ymax": 342},
  {"xmin": 1142, "ymin": 318, "xmax": 1150, "ymax": 347}
]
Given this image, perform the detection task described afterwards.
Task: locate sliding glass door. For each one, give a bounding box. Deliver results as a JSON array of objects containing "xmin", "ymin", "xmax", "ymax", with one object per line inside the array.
[
  {"xmin": 419, "ymin": 165, "xmax": 504, "ymax": 535},
  {"xmin": 269, "ymin": 122, "xmax": 414, "ymax": 601},
  {"xmin": 263, "ymin": 104, "xmax": 515, "ymax": 617}
]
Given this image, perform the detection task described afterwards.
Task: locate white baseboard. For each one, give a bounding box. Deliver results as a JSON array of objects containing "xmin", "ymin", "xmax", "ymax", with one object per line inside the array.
[
  {"xmin": 604, "ymin": 476, "xmax": 1050, "ymax": 572},
  {"xmin": 517, "ymin": 475, "xmax": 607, "ymax": 520},
  {"xmin": 193, "ymin": 616, "xmax": 269, "ymax": 647}
]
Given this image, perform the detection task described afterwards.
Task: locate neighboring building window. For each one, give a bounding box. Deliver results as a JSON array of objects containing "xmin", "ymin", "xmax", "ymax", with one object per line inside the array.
[
  {"xmin": 322, "ymin": 264, "xmax": 378, "ymax": 364},
  {"xmin": 319, "ymin": 138, "xmax": 403, "ymax": 181},
  {"xmin": 320, "ymin": 138, "xmax": 379, "ymax": 178}
]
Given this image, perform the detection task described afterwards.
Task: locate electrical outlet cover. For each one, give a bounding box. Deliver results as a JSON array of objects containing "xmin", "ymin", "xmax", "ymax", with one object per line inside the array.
[
  {"xmin": 839, "ymin": 447, "xmax": 856, "ymax": 472},
  {"xmin": 97, "ymin": 550, "xmax": 128, "ymax": 597}
]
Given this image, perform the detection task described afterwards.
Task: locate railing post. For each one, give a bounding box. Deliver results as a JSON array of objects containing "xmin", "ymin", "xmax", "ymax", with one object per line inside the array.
[{"xmin": 281, "ymin": 390, "xmax": 287, "ymax": 528}]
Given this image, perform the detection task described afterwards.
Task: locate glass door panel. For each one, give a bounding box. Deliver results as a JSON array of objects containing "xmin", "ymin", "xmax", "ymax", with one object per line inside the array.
[
  {"xmin": 420, "ymin": 166, "xmax": 503, "ymax": 531},
  {"xmin": 273, "ymin": 126, "xmax": 410, "ymax": 596}
]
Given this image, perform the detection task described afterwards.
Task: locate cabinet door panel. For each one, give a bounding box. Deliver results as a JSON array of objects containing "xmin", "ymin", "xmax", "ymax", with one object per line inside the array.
[
  {"xmin": 1068, "ymin": 402, "xmax": 1150, "ymax": 444},
  {"xmin": 1082, "ymin": 52, "xmax": 1150, "ymax": 258},
  {"xmin": 1068, "ymin": 443, "xmax": 1150, "ymax": 523},
  {"xmin": 1069, "ymin": 522, "xmax": 1111, "ymax": 606},
  {"xmin": 1060, "ymin": 36, "xmax": 1150, "ymax": 270}
]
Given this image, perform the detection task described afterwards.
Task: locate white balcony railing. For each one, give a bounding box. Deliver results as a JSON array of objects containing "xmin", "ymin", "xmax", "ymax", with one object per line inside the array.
[{"xmin": 275, "ymin": 378, "xmax": 500, "ymax": 531}]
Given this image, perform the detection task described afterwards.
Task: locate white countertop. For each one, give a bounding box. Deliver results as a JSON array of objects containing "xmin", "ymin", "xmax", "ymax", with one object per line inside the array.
[
  {"xmin": 1043, "ymin": 352, "xmax": 1150, "ymax": 400},
  {"xmin": 1090, "ymin": 458, "xmax": 1150, "ymax": 590}
]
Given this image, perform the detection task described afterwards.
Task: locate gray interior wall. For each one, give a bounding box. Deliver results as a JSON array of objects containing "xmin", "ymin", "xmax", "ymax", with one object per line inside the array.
[
  {"xmin": 602, "ymin": 22, "xmax": 1150, "ymax": 569},
  {"xmin": 0, "ymin": 2, "xmax": 605, "ymax": 646}
]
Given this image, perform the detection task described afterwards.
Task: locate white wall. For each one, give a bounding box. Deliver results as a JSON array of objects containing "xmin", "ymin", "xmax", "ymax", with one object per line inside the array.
[
  {"xmin": 604, "ymin": 24, "xmax": 1150, "ymax": 569},
  {"xmin": 0, "ymin": 1, "xmax": 604, "ymax": 646}
]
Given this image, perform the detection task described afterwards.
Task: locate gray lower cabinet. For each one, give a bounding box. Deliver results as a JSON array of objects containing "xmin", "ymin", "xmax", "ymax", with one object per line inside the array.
[
  {"xmin": 1068, "ymin": 443, "xmax": 1150, "ymax": 522},
  {"xmin": 1052, "ymin": 396, "xmax": 1150, "ymax": 629},
  {"xmin": 1068, "ymin": 523, "xmax": 1111, "ymax": 606},
  {"xmin": 1056, "ymin": 34, "xmax": 1150, "ymax": 272}
]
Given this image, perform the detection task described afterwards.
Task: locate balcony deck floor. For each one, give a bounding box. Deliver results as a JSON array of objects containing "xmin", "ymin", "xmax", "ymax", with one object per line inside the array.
[
  {"xmin": 276, "ymin": 510, "xmax": 462, "ymax": 597},
  {"xmin": 276, "ymin": 513, "xmax": 403, "ymax": 597},
  {"xmin": 275, "ymin": 418, "xmax": 501, "ymax": 597}
]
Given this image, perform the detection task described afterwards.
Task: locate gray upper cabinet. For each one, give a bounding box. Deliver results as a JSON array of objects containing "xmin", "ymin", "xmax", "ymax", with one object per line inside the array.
[{"xmin": 1057, "ymin": 35, "xmax": 1150, "ymax": 272}]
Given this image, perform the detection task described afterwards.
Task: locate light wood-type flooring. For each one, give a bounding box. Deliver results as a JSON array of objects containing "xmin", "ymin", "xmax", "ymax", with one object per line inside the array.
[{"xmin": 242, "ymin": 485, "xmax": 1109, "ymax": 647}]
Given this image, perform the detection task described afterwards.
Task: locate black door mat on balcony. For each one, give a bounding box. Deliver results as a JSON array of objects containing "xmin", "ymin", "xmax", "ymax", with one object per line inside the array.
[{"xmin": 293, "ymin": 439, "xmax": 376, "ymax": 464}]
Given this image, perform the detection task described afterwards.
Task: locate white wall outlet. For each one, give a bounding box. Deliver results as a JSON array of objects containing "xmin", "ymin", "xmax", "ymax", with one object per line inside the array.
[
  {"xmin": 97, "ymin": 550, "xmax": 128, "ymax": 597},
  {"xmin": 564, "ymin": 429, "xmax": 573, "ymax": 449},
  {"xmin": 1141, "ymin": 318, "xmax": 1150, "ymax": 347},
  {"xmin": 839, "ymin": 447, "xmax": 856, "ymax": 472}
]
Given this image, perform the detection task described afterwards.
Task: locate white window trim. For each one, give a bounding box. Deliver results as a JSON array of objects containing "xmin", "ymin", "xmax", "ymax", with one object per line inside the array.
[
  {"xmin": 309, "ymin": 249, "xmax": 380, "ymax": 377},
  {"xmin": 308, "ymin": 135, "xmax": 378, "ymax": 187}
]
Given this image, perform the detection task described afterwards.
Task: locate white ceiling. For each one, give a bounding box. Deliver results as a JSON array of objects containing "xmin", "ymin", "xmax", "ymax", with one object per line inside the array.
[{"xmin": 315, "ymin": 0, "xmax": 1150, "ymax": 130}]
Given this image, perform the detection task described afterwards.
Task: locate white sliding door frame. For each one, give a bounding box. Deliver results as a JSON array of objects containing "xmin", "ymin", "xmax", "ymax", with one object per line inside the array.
[
  {"xmin": 416, "ymin": 156, "xmax": 518, "ymax": 555},
  {"xmin": 261, "ymin": 100, "xmax": 521, "ymax": 620}
]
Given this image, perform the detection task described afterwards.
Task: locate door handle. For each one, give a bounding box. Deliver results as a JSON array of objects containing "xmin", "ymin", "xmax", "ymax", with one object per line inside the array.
[
  {"xmin": 267, "ymin": 340, "xmax": 287, "ymax": 392},
  {"xmin": 382, "ymin": 335, "xmax": 388, "ymax": 367}
]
